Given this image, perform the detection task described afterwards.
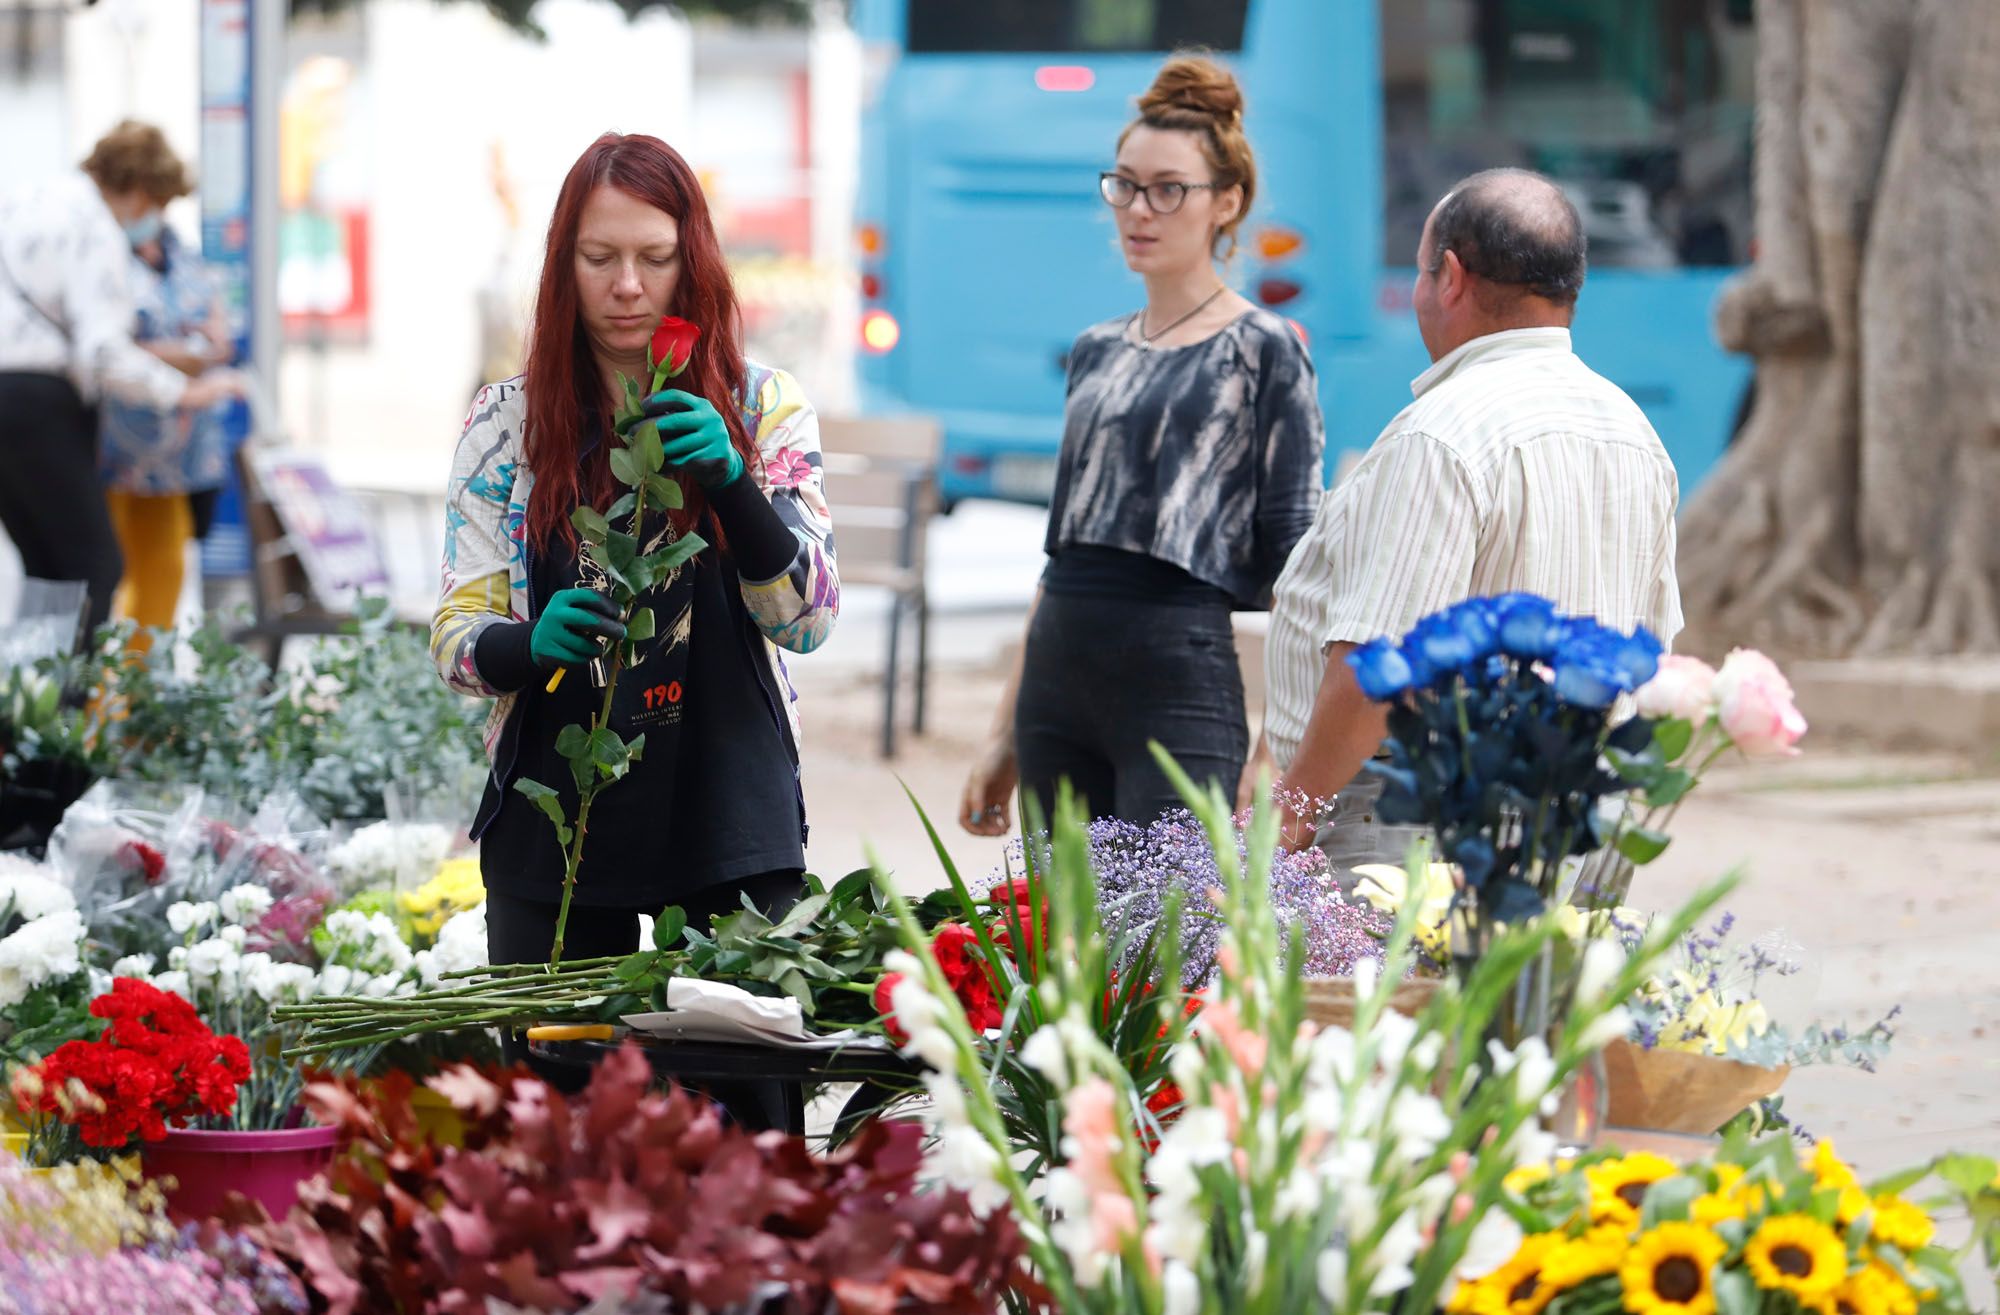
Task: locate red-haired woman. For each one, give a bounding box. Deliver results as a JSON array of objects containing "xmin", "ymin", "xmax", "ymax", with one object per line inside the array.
[{"xmin": 431, "ymin": 133, "xmax": 838, "ymax": 975}]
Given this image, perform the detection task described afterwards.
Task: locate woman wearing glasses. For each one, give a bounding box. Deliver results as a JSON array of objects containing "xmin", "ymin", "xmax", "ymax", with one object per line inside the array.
[{"xmin": 959, "ymin": 54, "xmax": 1325, "ymax": 836}]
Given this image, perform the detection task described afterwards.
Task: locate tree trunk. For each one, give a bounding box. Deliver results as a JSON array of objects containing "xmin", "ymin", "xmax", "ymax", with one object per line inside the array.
[{"xmin": 1677, "ymin": 0, "xmax": 2000, "ymax": 657}]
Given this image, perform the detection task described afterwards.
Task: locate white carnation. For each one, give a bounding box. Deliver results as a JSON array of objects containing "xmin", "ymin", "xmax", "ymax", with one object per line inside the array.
[
  {"xmin": 218, "ymin": 883, "xmax": 275, "ymax": 926},
  {"xmin": 432, "ymin": 903, "xmax": 489, "ymax": 976},
  {"xmin": 185, "ymin": 938, "xmax": 236, "ymax": 984},
  {"xmin": 0, "ymin": 869, "xmax": 77, "ymax": 922},
  {"xmin": 110, "ymin": 953, "xmax": 156, "ymax": 979},
  {"xmin": 152, "ymin": 969, "xmax": 191, "ymax": 999}
]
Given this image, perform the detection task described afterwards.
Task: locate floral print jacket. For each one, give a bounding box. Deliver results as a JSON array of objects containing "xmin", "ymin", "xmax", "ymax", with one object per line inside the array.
[{"xmin": 431, "ymin": 361, "xmax": 839, "ymax": 762}]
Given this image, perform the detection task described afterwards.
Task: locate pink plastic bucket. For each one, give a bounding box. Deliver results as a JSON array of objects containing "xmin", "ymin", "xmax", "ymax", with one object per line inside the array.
[{"xmin": 142, "ymin": 1124, "xmax": 340, "ymax": 1219}]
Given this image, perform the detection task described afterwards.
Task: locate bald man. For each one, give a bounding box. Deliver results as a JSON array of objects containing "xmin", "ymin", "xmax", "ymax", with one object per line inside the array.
[{"xmin": 1252, "ymin": 168, "xmax": 1684, "ymax": 874}]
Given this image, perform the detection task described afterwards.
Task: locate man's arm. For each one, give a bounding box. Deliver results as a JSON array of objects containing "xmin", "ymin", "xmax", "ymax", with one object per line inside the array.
[{"xmin": 1273, "ymin": 641, "xmax": 1389, "ymax": 850}]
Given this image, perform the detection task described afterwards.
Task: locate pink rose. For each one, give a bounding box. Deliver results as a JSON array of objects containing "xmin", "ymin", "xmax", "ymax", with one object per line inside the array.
[
  {"xmin": 1713, "ymin": 648, "xmax": 1807, "ymax": 757},
  {"xmin": 1635, "ymin": 654, "xmax": 1719, "ymax": 722}
]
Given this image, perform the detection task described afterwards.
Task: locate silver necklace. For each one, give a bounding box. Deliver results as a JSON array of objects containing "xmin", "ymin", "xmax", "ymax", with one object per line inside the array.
[{"xmin": 1138, "ymin": 284, "xmax": 1228, "ymax": 344}]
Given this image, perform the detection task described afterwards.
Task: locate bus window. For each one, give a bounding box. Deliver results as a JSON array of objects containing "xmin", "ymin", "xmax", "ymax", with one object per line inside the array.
[
  {"xmin": 906, "ymin": 0, "xmax": 1251, "ymax": 55},
  {"xmin": 1380, "ymin": 0, "xmax": 1756, "ymax": 269}
]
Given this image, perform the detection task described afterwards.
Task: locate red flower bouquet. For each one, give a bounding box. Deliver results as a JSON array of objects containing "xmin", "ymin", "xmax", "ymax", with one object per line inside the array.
[{"xmin": 19, "ymin": 978, "xmax": 251, "ymax": 1148}]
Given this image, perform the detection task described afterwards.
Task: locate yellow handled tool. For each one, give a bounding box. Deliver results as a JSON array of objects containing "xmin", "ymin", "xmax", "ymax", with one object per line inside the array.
[
  {"xmin": 545, "ymin": 668, "xmax": 566, "ymax": 693},
  {"xmin": 524, "ymin": 1023, "xmax": 616, "ymax": 1042}
]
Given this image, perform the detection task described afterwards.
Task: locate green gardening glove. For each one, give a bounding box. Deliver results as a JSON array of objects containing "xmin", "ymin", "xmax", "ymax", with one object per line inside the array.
[
  {"xmin": 619, "ymin": 390, "xmax": 744, "ymax": 489},
  {"xmin": 530, "ymin": 589, "xmax": 626, "ymax": 670}
]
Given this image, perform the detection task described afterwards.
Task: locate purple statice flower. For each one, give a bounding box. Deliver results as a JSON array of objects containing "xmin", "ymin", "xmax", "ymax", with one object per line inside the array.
[{"xmin": 998, "ymin": 808, "xmax": 1391, "ymax": 987}]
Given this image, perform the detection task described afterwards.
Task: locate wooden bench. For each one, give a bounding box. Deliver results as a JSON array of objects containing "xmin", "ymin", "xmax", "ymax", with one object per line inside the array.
[{"xmin": 817, "ymin": 416, "xmax": 942, "ymax": 759}]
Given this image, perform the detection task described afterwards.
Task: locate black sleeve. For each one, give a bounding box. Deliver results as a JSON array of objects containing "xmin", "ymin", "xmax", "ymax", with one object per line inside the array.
[
  {"xmin": 709, "ymin": 475, "xmax": 802, "ymax": 583},
  {"xmin": 473, "ymin": 619, "xmax": 541, "ymax": 693},
  {"xmin": 1251, "ymin": 324, "xmax": 1328, "ymax": 599}
]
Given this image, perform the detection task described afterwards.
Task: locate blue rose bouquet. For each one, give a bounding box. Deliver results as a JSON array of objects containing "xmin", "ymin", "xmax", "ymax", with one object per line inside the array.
[{"xmin": 1346, "ymin": 593, "xmax": 1663, "ymax": 955}]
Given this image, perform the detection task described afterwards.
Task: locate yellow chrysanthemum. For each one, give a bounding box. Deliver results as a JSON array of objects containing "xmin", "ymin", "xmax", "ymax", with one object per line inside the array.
[
  {"xmin": 1587, "ymin": 1152, "xmax": 1682, "ymax": 1227},
  {"xmin": 1621, "ymin": 1222, "xmax": 1727, "ymax": 1315},
  {"xmin": 1744, "ymin": 1215, "xmax": 1849, "ymax": 1303},
  {"xmin": 1542, "ymin": 1225, "xmax": 1628, "ymax": 1290},
  {"xmin": 1868, "ymin": 1195, "xmax": 1935, "ymax": 1253},
  {"xmin": 1832, "ymin": 1262, "xmax": 1918, "ymax": 1315},
  {"xmin": 399, "ymin": 856, "xmax": 485, "ymax": 937}
]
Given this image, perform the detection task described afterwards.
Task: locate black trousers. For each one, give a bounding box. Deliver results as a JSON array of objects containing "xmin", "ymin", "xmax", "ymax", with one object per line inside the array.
[
  {"xmin": 1015, "ymin": 592, "xmax": 1249, "ymax": 827},
  {"xmin": 0, "ymin": 373, "xmax": 121, "ymax": 639},
  {"xmin": 485, "ymin": 870, "xmax": 805, "ymax": 1122}
]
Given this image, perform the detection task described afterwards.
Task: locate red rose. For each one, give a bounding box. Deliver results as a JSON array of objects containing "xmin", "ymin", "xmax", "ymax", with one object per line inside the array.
[
  {"xmin": 930, "ymin": 924, "xmax": 1005, "ymax": 1032},
  {"xmin": 649, "ymin": 316, "xmax": 701, "ymax": 378},
  {"xmin": 985, "ymin": 878, "xmax": 1048, "ymax": 966},
  {"xmin": 873, "ymin": 971, "xmax": 908, "ymax": 1045}
]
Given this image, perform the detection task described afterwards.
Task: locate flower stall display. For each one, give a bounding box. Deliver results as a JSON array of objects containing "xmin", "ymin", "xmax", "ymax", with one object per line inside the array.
[
  {"xmin": 1464, "ymin": 1136, "xmax": 1995, "ymax": 1315},
  {"xmin": 866, "ymin": 755, "xmax": 1737, "ymax": 1315},
  {"xmin": 0, "ymin": 1153, "xmax": 307, "ymax": 1313},
  {"xmin": 325, "ymin": 820, "xmax": 457, "ymax": 899},
  {"xmin": 236, "ymin": 1049, "xmax": 1031, "ymax": 1315}
]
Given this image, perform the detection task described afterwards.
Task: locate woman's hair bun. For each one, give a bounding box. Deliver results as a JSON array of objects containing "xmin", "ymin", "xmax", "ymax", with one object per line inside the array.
[{"xmin": 1138, "ymin": 53, "xmax": 1243, "ymax": 126}]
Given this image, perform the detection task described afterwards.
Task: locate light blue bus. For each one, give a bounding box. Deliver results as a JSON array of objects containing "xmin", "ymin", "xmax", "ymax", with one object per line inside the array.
[{"xmin": 851, "ymin": 0, "xmax": 1756, "ymax": 507}]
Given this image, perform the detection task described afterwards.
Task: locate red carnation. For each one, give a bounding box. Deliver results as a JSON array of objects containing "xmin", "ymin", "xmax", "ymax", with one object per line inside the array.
[{"xmin": 648, "ymin": 315, "xmax": 700, "ymax": 379}]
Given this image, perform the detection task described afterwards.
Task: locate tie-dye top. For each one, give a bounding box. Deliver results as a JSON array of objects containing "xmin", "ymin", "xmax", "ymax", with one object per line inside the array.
[
  {"xmin": 1044, "ymin": 305, "xmax": 1326, "ymax": 610},
  {"xmin": 431, "ymin": 361, "xmax": 839, "ymax": 761}
]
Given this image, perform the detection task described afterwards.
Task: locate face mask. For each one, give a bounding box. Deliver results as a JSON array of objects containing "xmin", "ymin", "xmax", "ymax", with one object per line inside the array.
[{"xmin": 122, "ymin": 210, "xmax": 164, "ymax": 246}]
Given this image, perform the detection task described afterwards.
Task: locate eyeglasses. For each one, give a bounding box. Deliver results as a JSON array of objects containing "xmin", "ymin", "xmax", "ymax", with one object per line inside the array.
[{"xmin": 1098, "ymin": 172, "xmax": 1219, "ymax": 215}]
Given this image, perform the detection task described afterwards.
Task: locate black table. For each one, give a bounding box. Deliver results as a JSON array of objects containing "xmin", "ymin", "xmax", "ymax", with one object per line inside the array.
[{"xmin": 528, "ymin": 1032, "xmax": 925, "ymax": 1136}]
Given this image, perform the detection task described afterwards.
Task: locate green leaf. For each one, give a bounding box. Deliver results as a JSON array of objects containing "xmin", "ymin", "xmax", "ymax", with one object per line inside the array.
[
  {"xmin": 1640, "ymin": 1176, "xmax": 1700, "ymax": 1228},
  {"xmin": 512, "ymin": 778, "xmax": 573, "ymax": 847},
  {"xmin": 600, "ymin": 531, "xmax": 642, "ymax": 593},
  {"xmin": 1606, "ymin": 746, "xmax": 1664, "ymax": 788},
  {"xmin": 1615, "ymin": 827, "xmax": 1672, "ymax": 865},
  {"xmin": 770, "ymin": 893, "xmax": 830, "ymax": 939},
  {"xmin": 608, "ymin": 491, "xmax": 637, "ymax": 521},
  {"xmin": 652, "ymin": 906, "xmax": 688, "ymax": 950},
  {"xmin": 644, "ymin": 473, "xmax": 684, "ymax": 511},
  {"xmin": 608, "ymin": 446, "xmax": 643, "ymax": 488},
  {"xmin": 635, "ymin": 423, "xmax": 665, "ymax": 476},
  {"xmin": 571, "ymin": 506, "xmax": 610, "ymax": 545},
  {"xmin": 640, "ymin": 532, "xmax": 707, "ymax": 580},
  {"xmin": 1644, "ymin": 769, "xmax": 1696, "ymax": 808},
  {"xmin": 614, "ymin": 951, "xmax": 658, "ymax": 982},
  {"xmin": 625, "ymin": 607, "xmax": 656, "ymax": 642},
  {"xmin": 587, "ymin": 727, "xmax": 632, "ymax": 780},
  {"xmin": 1713, "ymin": 1268, "xmax": 1757, "ymax": 1315},
  {"xmin": 625, "ymin": 732, "xmax": 645, "ymax": 763},
  {"xmin": 621, "ymin": 372, "xmax": 643, "ymax": 418},
  {"xmin": 555, "ymin": 724, "xmax": 591, "ymax": 761},
  {"xmin": 1653, "ymin": 717, "xmax": 1695, "ymax": 762}
]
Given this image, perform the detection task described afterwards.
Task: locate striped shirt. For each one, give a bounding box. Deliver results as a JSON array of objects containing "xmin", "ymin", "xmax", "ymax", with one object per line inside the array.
[{"xmin": 1263, "ymin": 326, "xmax": 1683, "ymax": 770}]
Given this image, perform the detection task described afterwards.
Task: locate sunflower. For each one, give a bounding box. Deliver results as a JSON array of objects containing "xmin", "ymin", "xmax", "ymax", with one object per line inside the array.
[
  {"xmin": 1470, "ymin": 1232, "xmax": 1570, "ymax": 1315},
  {"xmin": 1867, "ymin": 1195, "xmax": 1935, "ymax": 1253},
  {"xmin": 1830, "ymin": 1262, "xmax": 1918, "ymax": 1315},
  {"xmin": 1621, "ymin": 1222, "xmax": 1727, "ymax": 1315},
  {"xmin": 1745, "ymin": 1215, "xmax": 1849, "ymax": 1303},
  {"xmin": 1692, "ymin": 1187, "xmax": 1747, "ymax": 1227},
  {"xmin": 1587, "ymin": 1152, "xmax": 1681, "ymax": 1227},
  {"xmin": 1811, "ymin": 1141, "xmax": 1862, "ymax": 1192},
  {"xmin": 1542, "ymin": 1225, "xmax": 1628, "ymax": 1291},
  {"xmin": 1505, "ymin": 1161, "xmax": 1552, "ymax": 1196}
]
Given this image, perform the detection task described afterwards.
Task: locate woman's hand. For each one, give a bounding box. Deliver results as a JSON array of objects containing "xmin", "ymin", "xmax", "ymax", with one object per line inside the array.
[
  {"xmin": 531, "ymin": 588, "xmax": 626, "ymax": 670},
  {"xmin": 959, "ymin": 737, "xmax": 1018, "ymax": 836},
  {"xmin": 620, "ymin": 390, "xmax": 743, "ymax": 489}
]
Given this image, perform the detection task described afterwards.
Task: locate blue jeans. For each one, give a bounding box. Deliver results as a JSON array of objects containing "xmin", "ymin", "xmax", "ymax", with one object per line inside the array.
[{"xmin": 1015, "ymin": 593, "xmax": 1248, "ymax": 827}]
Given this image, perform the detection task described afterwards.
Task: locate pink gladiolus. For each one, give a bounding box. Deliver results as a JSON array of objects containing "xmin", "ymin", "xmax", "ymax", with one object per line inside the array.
[{"xmin": 1062, "ymin": 1078, "xmax": 1126, "ymax": 1199}]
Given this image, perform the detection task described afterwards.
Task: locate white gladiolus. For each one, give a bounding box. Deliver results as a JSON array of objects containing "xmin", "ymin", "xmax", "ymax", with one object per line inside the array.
[
  {"xmin": 1018, "ymin": 1025, "xmax": 1070, "ymax": 1087},
  {"xmin": 1575, "ymin": 938, "xmax": 1624, "ymax": 1006},
  {"xmin": 1388, "ymin": 1088, "xmax": 1453, "ymax": 1160},
  {"xmin": 1457, "ymin": 1207, "xmax": 1526, "ymax": 1281},
  {"xmin": 1162, "ymin": 1261, "xmax": 1202, "ymax": 1315},
  {"xmin": 1317, "ymin": 1250, "xmax": 1350, "ymax": 1304},
  {"xmin": 1508, "ymin": 1037, "xmax": 1558, "ymax": 1105},
  {"xmin": 1045, "ymin": 1168, "xmax": 1108, "ymax": 1284},
  {"xmin": 218, "ymin": 883, "xmax": 275, "ymax": 926},
  {"xmin": 1368, "ymin": 1210, "xmax": 1426, "ymax": 1297},
  {"xmin": 1577, "ymin": 1005, "xmax": 1633, "ymax": 1052}
]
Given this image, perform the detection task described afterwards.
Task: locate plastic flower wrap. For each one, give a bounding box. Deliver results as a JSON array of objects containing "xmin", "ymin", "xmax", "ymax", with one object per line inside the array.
[{"xmin": 325, "ymin": 820, "xmax": 454, "ymax": 896}]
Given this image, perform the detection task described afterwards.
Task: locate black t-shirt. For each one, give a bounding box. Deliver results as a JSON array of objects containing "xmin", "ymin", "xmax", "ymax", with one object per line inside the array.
[{"xmin": 478, "ymin": 527, "xmax": 806, "ymax": 909}]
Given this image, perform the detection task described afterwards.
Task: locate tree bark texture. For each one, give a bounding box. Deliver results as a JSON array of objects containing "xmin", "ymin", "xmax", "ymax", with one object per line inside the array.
[{"xmin": 1679, "ymin": 0, "xmax": 2000, "ymax": 657}]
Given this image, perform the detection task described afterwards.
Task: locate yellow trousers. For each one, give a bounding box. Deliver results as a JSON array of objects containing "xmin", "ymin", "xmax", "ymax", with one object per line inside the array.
[{"xmin": 104, "ymin": 490, "xmax": 193, "ymax": 643}]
